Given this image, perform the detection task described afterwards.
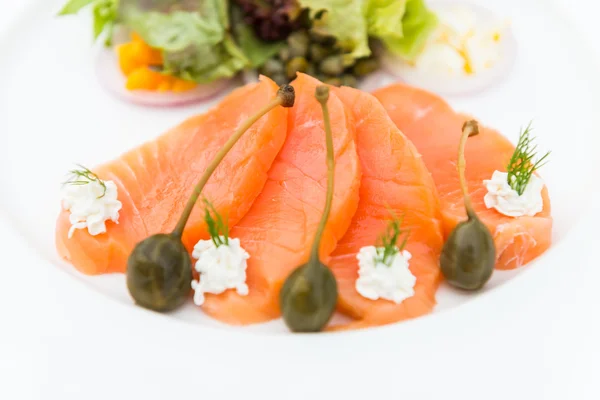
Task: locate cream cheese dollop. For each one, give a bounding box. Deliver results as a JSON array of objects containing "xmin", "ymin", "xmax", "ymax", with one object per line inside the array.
[
  {"xmin": 483, "ymin": 170, "xmax": 545, "ymax": 217},
  {"xmin": 191, "ymin": 237, "xmax": 250, "ymax": 306},
  {"xmin": 355, "ymin": 246, "xmax": 416, "ymax": 304},
  {"xmin": 61, "ymin": 177, "xmax": 122, "ymax": 238}
]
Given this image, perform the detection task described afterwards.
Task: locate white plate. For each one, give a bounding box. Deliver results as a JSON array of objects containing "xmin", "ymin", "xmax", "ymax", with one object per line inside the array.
[{"xmin": 1, "ymin": 0, "xmax": 599, "ymax": 399}]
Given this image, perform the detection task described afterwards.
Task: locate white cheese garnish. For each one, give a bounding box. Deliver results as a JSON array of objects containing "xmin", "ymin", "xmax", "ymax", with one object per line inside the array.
[
  {"xmin": 355, "ymin": 246, "xmax": 416, "ymax": 304},
  {"xmin": 61, "ymin": 177, "xmax": 122, "ymax": 238},
  {"xmin": 191, "ymin": 237, "xmax": 250, "ymax": 306},
  {"xmin": 483, "ymin": 170, "xmax": 545, "ymax": 217}
]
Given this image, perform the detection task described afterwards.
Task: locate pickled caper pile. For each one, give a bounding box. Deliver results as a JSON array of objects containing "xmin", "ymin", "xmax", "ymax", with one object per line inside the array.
[{"xmin": 259, "ymin": 29, "xmax": 379, "ymax": 87}]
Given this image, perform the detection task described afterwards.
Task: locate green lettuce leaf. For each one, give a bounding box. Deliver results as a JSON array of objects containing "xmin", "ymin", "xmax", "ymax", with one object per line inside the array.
[
  {"xmin": 121, "ymin": 3, "xmax": 226, "ymax": 51},
  {"xmin": 231, "ymin": 6, "xmax": 284, "ymax": 68},
  {"xmin": 364, "ymin": 0, "xmax": 407, "ymax": 41},
  {"xmin": 162, "ymin": 34, "xmax": 249, "ymax": 83},
  {"xmin": 369, "ymin": 0, "xmax": 438, "ymax": 61},
  {"xmin": 120, "ymin": 0, "xmax": 250, "ymax": 83},
  {"xmin": 298, "ymin": 0, "xmax": 371, "ymax": 60}
]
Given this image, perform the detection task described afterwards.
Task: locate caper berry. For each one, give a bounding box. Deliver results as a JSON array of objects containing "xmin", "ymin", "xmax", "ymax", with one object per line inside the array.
[
  {"xmin": 353, "ymin": 58, "xmax": 380, "ymax": 77},
  {"xmin": 280, "ymin": 261, "xmax": 338, "ymax": 332},
  {"xmin": 126, "ymin": 234, "xmax": 193, "ymax": 312},
  {"xmin": 286, "ymin": 56, "xmax": 309, "ymax": 79},
  {"xmin": 280, "ymin": 86, "xmax": 338, "ymax": 333},
  {"xmin": 440, "ymin": 217, "xmax": 495, "ymax": 290},
  {"xmin": 319, "ymin": 55, "xmax": 345, "ymax": 76},
  {"xmin": 287, "ymin": 30, "xmax": 310, "ymax": 58},
  {"xmin": 439, "ymin": 120, "xmax": 496, "ymax": 290}
]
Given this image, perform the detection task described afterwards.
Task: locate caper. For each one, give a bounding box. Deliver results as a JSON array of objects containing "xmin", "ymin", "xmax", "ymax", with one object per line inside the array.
[
  {"xmin": 319, "ymin": 55, "xmax": 345, "ymax": 76},
  {"xmin": 309, "ymin": 44, "xmax": 330, "ymax": 63},
  {"xmin": 287, "ymin": 30, "xmax": 310, "ymax": 58},
  {"xmin": 270, "ymin": 73, "xmax": 289, "ymax": 86},
  {"xmin": 352, "ymin": 58, "xmax": 380, "ymax": 77},
  {"xmin": 279, "ymin": 47, "xmax": 291, "ymax": 62},
  {"xmin": 280, "ymin": 86, "xmax": 338, "ymax": 333},
  {"xmin": 440, "ymin": 120, "xmax": 496, "ymax": 290},
  {"xmin": 261, "ymin": 58, "xmax": 285, "ymax": 76},
  {"xmin": 309, "ymin": 28, "xmax": 336, "ymax": 46},
  {"xmin": 126, "ymin": 85, "xmax": 296, "ymax": 312},
  {"xmin": 335, "ymin": 39, "xmax": 355, "ymax": 53},
  {"xmin": 286, "ymin": 56, "xmax": 309, "ymax": 79},
  {"xmin": 340, "ymin": 74, "xmax": 358, "ymax": 88},
  {"xmin": 323, "ymin": 76, "xmax": 343, "ymax": 87}
]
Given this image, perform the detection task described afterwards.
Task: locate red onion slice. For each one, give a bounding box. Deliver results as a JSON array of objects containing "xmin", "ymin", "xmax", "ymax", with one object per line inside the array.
[
  {"xmin": 381, "ymin": 1, "xmax": 518, "ymax": 97},
  {"xmin": 94, "ymin": 43, "xmax": 232, "ymax": 108}
]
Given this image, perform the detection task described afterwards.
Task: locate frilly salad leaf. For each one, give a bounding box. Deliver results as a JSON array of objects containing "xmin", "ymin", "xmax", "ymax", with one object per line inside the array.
[
  {"xmin": 298, "ymin": 0, "xmax": 371, "ymax": 61},
  {"xmin": 120, "ymin": 0, "xmax": 251, "ymax": 83},
  {"xmin": 59, "ymin": 0, "xmax": 119, "ymax": 46},
  {"xmin": 367, "ymin": 0, "xmax": 438, "ymax": 61},
  {"xmin": 120, "ymin": 1, "xmax": 226, "ymax": 51},
  {"xmin": 295, "ymin": 0, "xmax": 437, "ymax": 63}
]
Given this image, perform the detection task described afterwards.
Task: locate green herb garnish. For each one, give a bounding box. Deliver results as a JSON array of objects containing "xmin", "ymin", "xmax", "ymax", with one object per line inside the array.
[
  {"xmin": 506, "ymin": 122, "xmax": 550, "ymax": 196},
  {"xmin": 58, "ymin": 0, "xmax": 119, "ymax": 46},
  {"xmin": 374, "ymin": 211, "xmax": 410, "ymax": 267},
  {"xmin": 203, "ymin": 198, "xmax": 229, "ymax": 248},
  {"xmin": 63, "ymin": 164, "xmax": 107, "ymax": 199}
]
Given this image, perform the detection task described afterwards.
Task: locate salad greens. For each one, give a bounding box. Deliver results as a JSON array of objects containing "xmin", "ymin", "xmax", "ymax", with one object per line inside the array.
[{"xmin": 58, "ymin": 0, "xmax": 438, "ymax": 84}]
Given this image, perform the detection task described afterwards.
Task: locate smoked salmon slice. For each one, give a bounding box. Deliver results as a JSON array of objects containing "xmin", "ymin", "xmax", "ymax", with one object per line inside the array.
[
  {"xmin": 327, "ymin": 86, "xmax": 444, "ymax": 331},
  {"xmin": 56, "ymin": 77, "xmax": 288, "ymax": 275},
  {"xmin": 373, "ymin": 83, "xmax": 552, "ymax": 270},
  {"xmin": 201, "ymin": 74, "xmax": 361, "ymax": 325}
]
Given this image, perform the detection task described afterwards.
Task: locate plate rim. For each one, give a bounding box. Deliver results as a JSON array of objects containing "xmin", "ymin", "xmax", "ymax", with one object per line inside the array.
[{"xmin": 1, "ymin": 0, "xmax": 599, "ymax": 343}]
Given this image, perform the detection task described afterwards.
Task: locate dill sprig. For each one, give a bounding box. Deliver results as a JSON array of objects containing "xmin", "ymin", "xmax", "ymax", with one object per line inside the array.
[
  {"xmin": 374, "ymin": 211, "xmax": 410, "ymax": 267},
  {"xmin": 203, "ymin": 199, "xmax": 229, "ymax": 247},
  {"xmin": 62, "ymin": 164, "xmax": 107, "ymax": 199},
  {"xmin": 506, "ymin": 122, "xmax": 550, "ymax": 196}
]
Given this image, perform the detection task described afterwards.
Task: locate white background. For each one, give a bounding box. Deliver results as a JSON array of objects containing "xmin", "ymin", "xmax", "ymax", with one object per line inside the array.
[{"xmin": 1, "ymin": 1, "xmax": 599, "ymax": 399}]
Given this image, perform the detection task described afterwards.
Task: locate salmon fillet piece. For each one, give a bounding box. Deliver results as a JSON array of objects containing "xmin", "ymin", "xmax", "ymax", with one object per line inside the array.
[
  {"xmin": 373, "ymin": 83, "xmax": 552, "ymax": 270},
  {"xmin": 56, "ymin": 77, "xmax": 288, "ymax": 275},
  {"xmin": 326, "ymin": 86, "xmax": 444, "ymax": 331},
  {"xmin": 201, "ymin": 74, "xmax": 361, "ymax": 325}
]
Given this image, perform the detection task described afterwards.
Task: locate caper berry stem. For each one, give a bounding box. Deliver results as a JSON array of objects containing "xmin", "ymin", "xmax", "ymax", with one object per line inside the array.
[
  {"xmin": 172, "ymin": 85, "xmax": 296, "ymax": 238},
  {"xmin": 310, "ymin": 85, "xmax": 335, "ymax": 263},
  {"xmin": 457, "ymin": 120, "xmax": 480, "ymax": 218}
]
